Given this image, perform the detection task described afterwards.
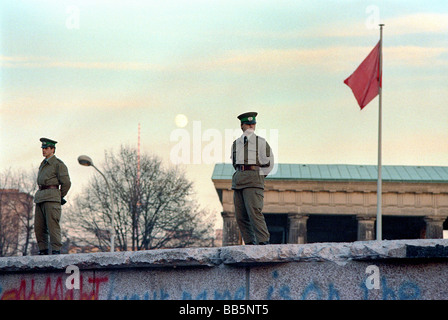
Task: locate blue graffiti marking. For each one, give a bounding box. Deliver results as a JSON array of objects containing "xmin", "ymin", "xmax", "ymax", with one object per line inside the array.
[
  {"xmin": 302, "ymin": 281, "xmax": 323, "ymax": 300},
  {"xmin": 328, "ymin": 283, "xmax": 340, "ymax": 300},
  {"xmin": 360, "ymin": 277, "xmax": 421, "ymax": 300},
  {"xmin": 398, "ymin": 281, "xmax": 420, "ymax": 300},
  {"xmin": 382, "ymin": 277, "xmax": 396, "ymax": 300}
]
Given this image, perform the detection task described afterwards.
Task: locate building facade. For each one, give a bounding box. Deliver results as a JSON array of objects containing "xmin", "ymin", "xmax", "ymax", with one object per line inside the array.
[{"xmin": 212, "ymin": 164, "xmax": 448, "ymax": 246}]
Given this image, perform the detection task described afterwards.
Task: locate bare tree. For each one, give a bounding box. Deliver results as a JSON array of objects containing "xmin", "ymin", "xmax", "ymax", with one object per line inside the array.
[
  {"xmin": 67, "ymin": 145, "xmax": 215, "ymax": 251},
  {"xmin": 9, "ymin": 169, "xmax": 36, "ymax": 255},
  {"xmin": 0, "ymin": 168, "xmax": 36, "ymax": 256},
  {"xmin": 0, "ymin": 169, "xmax": 16, "ymax": 256}
]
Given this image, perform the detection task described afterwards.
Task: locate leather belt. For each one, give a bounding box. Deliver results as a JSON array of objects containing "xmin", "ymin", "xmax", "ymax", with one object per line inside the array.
[
  {"xmin": 237, "ymin": 165, "xmax": 260, "ymax": 171},
  {"xmin": 39, "ymin": 185, "xmax": 59, "ymax": 190}
]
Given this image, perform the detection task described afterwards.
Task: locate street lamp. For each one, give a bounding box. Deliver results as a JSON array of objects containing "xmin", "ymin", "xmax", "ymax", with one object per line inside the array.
[{"xmin": 77, "ymin": 155, "xmax": 115, "ymax": 253}]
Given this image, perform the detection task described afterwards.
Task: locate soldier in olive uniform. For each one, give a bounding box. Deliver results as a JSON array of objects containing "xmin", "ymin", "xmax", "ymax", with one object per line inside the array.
[
  {"xmin": 231, "ymin": 112, "xmax": 274, "ymax": 245},
  {"xmin": 34, "ymin": 138, "xmax": 71, "ymax": 255}
]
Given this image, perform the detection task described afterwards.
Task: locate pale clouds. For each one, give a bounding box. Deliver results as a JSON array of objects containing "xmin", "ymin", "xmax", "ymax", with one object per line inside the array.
[
  {"xmin": 3, "ymin": 45, "xmax": 447, "ymax": 76},
  {"xmin": 386, "ymin": 13, "xmax": 448, "ymax": 35},
  {"xmin": 307, "ymin": 13, "xmax": 448, "ymax": 37},
  {"xmin": 0, "ymin": 56, "xmax": 163, "ymax": 71},
  {"xmin": 385, "ymin": 46, "xmax": 448, "ymax": 67},
  {"xmin": 199, "ymin": 46, "xmax": 448, "ymax": 73}
]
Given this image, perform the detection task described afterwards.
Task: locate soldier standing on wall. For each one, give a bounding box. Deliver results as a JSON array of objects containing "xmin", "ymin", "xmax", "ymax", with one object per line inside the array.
[
  {"xmin": 34, "ymin": 138, "xmax": 71, "ymax": 255},
  {"xmin": 231, "ymin": 112, "xmax": 274, "ymax": 245}
]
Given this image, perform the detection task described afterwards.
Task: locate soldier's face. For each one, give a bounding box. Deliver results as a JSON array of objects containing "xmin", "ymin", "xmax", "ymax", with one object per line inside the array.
[
  {"xmin": 42, "ymin": 147, "xmax": 54, "ymax": 159},
  {"xmin": 241, "ymin": 123, "xmax": 256, "ymax": 133}
]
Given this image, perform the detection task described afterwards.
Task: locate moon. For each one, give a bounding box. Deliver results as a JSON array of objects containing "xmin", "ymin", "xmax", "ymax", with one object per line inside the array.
[{"xmin": 175, "ymin": 114, "xmax": 188, "ymax": 128}]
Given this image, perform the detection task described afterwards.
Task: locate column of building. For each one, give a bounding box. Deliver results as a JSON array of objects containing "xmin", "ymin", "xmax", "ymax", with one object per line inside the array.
[
  {"xmin": 221, "ymin": 211, "xmax": 240, "ymax": 246},
  {"xmin": 356, "ymin": 215, "xmax": 376, "ymax": 241},
  {"xmin": 221, "ymin": 211, "xmax": 446, "ymax": 246},
  {"xmin": 287, "ymin": 213, "xmax": 308, "ymax": 244},
  {"xmin": 424, "ymin": 216, "xmax": 446, "ymax": 239}
]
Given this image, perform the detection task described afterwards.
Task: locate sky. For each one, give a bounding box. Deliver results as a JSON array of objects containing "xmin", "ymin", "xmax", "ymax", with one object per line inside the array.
[{"xmin": 1, "ymin": 0, "xmax": 447, "ymax": 229}]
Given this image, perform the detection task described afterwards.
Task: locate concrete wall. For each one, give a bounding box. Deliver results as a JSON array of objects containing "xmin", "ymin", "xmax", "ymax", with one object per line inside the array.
[{"xmin": 1, "ymin": 239, "xmax": 447, "ymax": 300}]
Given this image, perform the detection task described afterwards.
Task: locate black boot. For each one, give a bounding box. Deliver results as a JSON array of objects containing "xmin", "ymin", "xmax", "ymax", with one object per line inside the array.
[
  {"xmin": 38, "ymin": 249, "xmax": 49, "ymax": 255},
  {"xmin": 52, "ymin": 250, "xmax": 61, "ymax": 255},
  {"xmin": 259, "ymin": 241, "xmax": 270, "ymax": 245}
]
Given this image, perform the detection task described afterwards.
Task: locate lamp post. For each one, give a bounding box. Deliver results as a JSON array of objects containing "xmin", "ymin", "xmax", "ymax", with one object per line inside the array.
[{"xmin": 78, "ymin": 155, "xmax": 115, "ymax": 252}]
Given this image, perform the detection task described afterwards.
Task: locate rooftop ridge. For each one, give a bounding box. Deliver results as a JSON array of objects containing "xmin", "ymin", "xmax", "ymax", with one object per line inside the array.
[{"xmin": 212, "ymin": 163, "xmax": 448, "ymax": 182}]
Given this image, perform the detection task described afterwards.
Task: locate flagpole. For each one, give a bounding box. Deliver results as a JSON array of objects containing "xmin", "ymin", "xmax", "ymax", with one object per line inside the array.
[{"xmin": 376, "ymin": 24, "xmax": 384, "ymax": 240}]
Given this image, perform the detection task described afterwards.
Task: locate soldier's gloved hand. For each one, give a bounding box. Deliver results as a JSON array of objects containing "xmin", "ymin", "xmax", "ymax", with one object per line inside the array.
[{"xmin": 61, "ymin": 198, "xmax": 67, "ymax": 205}]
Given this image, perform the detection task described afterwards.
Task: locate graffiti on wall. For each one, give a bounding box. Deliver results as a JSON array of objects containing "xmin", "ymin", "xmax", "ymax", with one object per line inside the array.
[
  {"xmin": 0, "ymin": 275, "xmax": 108, "ymax": 300},
  {"xmin": 0, "ymin": 268, "xmax": 422, "ymax": 300},
  {"xmin": 261, "ymin": 270, "xmax": 421, "ymax": 300}
]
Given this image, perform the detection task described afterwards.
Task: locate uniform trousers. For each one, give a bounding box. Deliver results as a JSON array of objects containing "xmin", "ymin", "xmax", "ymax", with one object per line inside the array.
[
  {"xmin": 34, "ymin": 201, "xmax": 62, "ymax": 251},
  {"xmin": 233, "ymin": 187, "xmax": 270, "ymax": 244}
]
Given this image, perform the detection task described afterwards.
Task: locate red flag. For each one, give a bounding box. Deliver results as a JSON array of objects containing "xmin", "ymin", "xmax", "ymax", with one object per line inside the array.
[{"xmin": 344, "ymin": 41, "xmax": 381, "ymax": 110}]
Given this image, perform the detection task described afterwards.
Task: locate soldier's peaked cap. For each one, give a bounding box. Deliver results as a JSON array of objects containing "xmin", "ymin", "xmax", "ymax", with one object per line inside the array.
[
  {"xmin": 237, "ymin": 112, "xmax": 257, "ymax": 125},
  {"xmin": 40, "ymin": 137, "xmax": 57, "ymax": 148}
]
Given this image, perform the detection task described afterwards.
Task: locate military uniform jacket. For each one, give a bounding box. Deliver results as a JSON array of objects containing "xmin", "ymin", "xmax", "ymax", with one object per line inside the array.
[
  {"xmin": 34, "ymin": 155, "xmax": 71, "ymax": 204},
  {"xmin": 231, "ymin": 133, "xmax": 274, "ymax": 190}
]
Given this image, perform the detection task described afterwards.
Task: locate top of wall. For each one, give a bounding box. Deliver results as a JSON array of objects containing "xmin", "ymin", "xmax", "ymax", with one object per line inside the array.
[
  {"xmin": 212, "ymin": 163, "xmax": 448, "ymax": 183},
  {"xmin": 1, "ymin": 239, "xmax": 448, "ymax": 273}
]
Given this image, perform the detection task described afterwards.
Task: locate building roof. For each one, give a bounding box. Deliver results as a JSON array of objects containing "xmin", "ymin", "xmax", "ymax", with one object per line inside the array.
[{"xmin": 211, "ymin": 163, "xmax": 448, "ymax": 183}]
